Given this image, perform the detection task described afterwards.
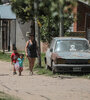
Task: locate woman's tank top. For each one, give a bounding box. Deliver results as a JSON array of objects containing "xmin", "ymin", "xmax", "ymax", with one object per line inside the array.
[{"xmin": 27, "ymin": 40, "xmax": 37, "ymax": 58}]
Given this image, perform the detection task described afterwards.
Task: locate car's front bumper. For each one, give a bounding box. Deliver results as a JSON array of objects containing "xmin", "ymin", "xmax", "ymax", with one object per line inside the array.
[{"xmin": 53, "ymin": 64, "xmax": 90, "ymax": 72}]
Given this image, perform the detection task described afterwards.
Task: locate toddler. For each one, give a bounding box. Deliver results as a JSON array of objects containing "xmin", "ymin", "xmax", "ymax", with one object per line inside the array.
[
  {"xmin": 11, "ymin": 47, "xmax": 19, "ymax": 75},
  {"xmin": 15, "ymin": 54, "xmax": 24, "ymax": 76}
]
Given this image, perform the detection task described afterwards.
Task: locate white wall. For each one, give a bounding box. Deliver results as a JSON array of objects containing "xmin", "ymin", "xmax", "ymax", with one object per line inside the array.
[
  {"xmin": 10, "ymin": 20, "xmax": 16, "ymax": 50},
  {"xmin": 0, "ymin": 20, "xmax": 2, "ymax": 49},
  {"xmin": 16, "ymin": 20, "xmax": 31, "ymax": 51},
  {"xmin": 16, "ymin": 21, "xmax": 26, "ymax": 51}
]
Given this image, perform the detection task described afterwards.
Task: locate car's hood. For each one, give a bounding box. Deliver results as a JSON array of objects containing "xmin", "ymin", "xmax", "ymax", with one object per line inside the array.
[{"xmin": 56, "ymin": 51, "xmax": 90, "ymax": 59}]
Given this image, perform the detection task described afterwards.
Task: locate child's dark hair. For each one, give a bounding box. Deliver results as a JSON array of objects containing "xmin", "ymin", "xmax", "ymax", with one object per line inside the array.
[
  {"xmin": 20, "ymin": 54, "xmax": 24, "ymax": 57},
  {"xmin": 13, "ymin": 47, "xmax": 17, "ymax": 50}
]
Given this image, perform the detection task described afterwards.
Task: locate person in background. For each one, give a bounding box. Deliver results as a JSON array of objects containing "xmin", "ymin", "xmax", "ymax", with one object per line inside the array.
[
  {"xmin": 11, "ymin": 47, "xmax": 19, "ymax": 75},
  {"xmin": 25, "ymin": 32, "xmax": 39, "ymax": 75}
]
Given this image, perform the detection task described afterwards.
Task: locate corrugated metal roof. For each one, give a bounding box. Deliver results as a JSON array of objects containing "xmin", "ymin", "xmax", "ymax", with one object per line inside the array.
[{"xmin": 0, "ymin": 4, "xmax": 16, "ymax": 19}]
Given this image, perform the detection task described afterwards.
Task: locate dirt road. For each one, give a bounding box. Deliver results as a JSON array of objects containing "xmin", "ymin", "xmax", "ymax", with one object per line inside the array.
[{"xmin": 0, "ymin": 61, "xmax": 90, "ymax": 100}]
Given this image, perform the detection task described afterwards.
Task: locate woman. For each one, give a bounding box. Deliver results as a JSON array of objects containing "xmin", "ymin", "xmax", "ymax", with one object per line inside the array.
[{"xmin": 25, "ymin": 32, "xmax": 38, "ymax": 75}]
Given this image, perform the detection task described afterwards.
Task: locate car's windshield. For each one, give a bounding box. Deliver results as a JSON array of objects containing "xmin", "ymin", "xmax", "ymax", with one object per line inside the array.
[{"xmin": 55, "ymin": 40, "xmax": 90, "ymax": 52}]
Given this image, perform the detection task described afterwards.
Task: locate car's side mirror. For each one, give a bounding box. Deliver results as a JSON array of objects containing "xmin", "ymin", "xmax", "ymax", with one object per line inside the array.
[{"xmin": 50, "ymin": 48, "xmax": 53, "ymax": 52}]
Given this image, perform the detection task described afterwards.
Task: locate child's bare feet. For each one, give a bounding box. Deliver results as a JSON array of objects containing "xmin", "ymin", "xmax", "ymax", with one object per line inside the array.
[
  {"xmin": 13, "ymin": 72, "xmax": 17, "ymax": 75},
  {"xmin": 19, "ymin": 72, "xmax": 21, "ymax": 76},
  {"xmin": 29, "ymin": 71, "xmax": 33, "ymax": 75}
]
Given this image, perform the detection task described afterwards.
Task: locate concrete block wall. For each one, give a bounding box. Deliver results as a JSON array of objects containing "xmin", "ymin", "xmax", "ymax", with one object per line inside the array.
[
  {"xmin": 16, "ymin": 20, "xmax": 31, "ymax": 51},
  {"xmin": 0, "ymin": 21, "xmax": 2, "ymax": 49}
]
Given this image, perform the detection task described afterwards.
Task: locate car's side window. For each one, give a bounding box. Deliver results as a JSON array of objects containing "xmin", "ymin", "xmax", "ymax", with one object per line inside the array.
[{"xmin": 55, "ymin": 40, "xmax": 61, "ymax": 52}]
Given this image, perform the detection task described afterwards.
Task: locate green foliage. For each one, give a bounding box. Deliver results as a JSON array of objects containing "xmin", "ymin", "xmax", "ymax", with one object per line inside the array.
[
  {"xmin": 39, "ymin": 16, "xmax": 59, "ymax": 43},
  {"xmin": 34, "ymin": 67, "xmax": 53, "ymax": 76},
  {"xmin": 11, "ymin": 0, "xmax": 34, "ymax": 23},
  {"xmin": 0, "ymin": 0, "xmax": 2, "ymax": 4},
  {"xmin": 0, "ymin": 52, "xmax": 11, "ymax": 62},
  {"xmin": 34, "ymin": 53, "xmax": 53, "ymax": 76},
  {"xmin": 0, "ymin": 91, "xmax": 20, "ymax": 100},
  {"xmin": 39, "ymin": 0, "xmax": 77, "ymax": 42},
  {"xmin": 11, "ymin": 0, "xmax": 77, "ymax": 43}
]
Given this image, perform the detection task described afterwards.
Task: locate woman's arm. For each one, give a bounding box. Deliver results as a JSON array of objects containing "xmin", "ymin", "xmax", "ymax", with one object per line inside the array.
[{"xmin": 25, "ymin": 41, "xmax": 29, "ymax": 57}]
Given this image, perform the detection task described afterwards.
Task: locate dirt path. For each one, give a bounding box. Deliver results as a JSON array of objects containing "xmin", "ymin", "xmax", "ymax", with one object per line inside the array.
[{"xmin": 0, "ymin": 61, "xmax": 90, "ymax": 100}]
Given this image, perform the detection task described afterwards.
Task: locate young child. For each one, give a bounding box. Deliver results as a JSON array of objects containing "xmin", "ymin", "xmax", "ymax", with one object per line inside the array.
[
  {"xmin": 17, "ymin": 54, "xmax": 24, "ymax": 76},
  {"xmin": 11, "ymin": 47, "xmax": 19, "ymax": 75}
]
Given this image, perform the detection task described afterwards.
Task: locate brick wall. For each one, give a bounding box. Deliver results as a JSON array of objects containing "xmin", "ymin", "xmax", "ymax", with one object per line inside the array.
[
  {"xmin": 77, "ymin": 1, "xmax": 90, "ymax": 31},
  {"xmin": 73, "ymin": 1, "xmax": 90, "ymax": 32},
  {"xmin": 73, "ymin": 6, "xmax": 77, "ymax": 32}
]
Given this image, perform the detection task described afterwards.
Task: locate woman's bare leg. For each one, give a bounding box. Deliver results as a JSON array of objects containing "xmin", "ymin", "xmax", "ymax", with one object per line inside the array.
[
  {"xmin": 28, "ymin": 57, "xmax": 32, "ymax": 72},
  {"xmin": 31, "ymin": 58, "xmax": 36, "ymax": 74},
  {"xmin": 28, "ymin": 57, "xmax": 36, "ymax": 75}
]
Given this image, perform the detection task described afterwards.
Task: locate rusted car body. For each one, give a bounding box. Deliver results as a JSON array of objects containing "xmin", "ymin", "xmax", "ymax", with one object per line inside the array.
[{"xmin": 45, "ymin": 37, "xmax": 90, "ymax": 73}]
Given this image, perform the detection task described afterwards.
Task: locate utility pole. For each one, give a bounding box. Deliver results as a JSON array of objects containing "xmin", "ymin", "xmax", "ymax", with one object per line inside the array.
[
  {"xmin": 59, "ymin": 2, "xmax": 64, "ymax": 37},
  {"xmin": 34, "ymin": 0, "xmax": 41, "ymax": 67}
]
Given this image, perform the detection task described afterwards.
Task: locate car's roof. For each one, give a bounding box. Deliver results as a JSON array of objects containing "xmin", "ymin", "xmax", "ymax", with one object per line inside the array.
[{"xmin": 53, "ymin": 37, "xmax": 87, "ymax": 41}]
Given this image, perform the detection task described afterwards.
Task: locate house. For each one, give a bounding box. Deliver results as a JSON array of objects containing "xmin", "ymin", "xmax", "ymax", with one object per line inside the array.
[
  {"xmin": 0, "ymin": 4, "xmax": 16, "ymax": 51},
  {"xmin": 70, "ymin": 0, "xmax": 90, "ymax": 38},
  {"xmin": 74, "ymin": 0, "xmax": 90, "ymax": 31},
  {"xmin": 0, "ymin": 0, "xmax": 90, "ymax": 52},
  {"xmin": 0, "ymin": 4, "xmax": 31, "ymax": 51}
]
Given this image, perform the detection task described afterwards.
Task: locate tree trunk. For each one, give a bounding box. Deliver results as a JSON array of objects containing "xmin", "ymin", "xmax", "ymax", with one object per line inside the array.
[{"xmin": 34, "ymin": 0, "xmax": 41, "ymax": 67}]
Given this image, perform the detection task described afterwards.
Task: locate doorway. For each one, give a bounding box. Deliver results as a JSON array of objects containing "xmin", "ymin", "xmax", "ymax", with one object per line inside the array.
[{"xmin": 2, "ymin": 20, "xmax": 8, "ymax": 50}]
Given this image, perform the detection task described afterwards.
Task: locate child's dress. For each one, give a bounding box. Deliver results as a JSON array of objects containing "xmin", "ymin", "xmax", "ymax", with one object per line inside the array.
[
  {"xmin": 15, "ymin": 62, "xmax": 19, "ymax": 70},
  {"xmin": 15, "ymin": 58, "xmax": 24, "ymax": 70}
]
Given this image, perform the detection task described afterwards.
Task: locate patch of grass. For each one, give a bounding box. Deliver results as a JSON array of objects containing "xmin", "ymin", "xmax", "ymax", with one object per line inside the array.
[
  {"xmin": 34, "ymin": 53, "xmax": 54, "ymax": 76},
  {"xmin": 34, "ymin": 65, "xmax": 53, "ymax": 76},
  {"xmin": 0, "ymin": 52, "xmax": 11, "ymax": 62},
  {"xmin": 80, "ymin": 73, "xmax": 90, "ymax": 79},
  {"xmin": 0, "ymin": 91, "xmax": 20, "ymax": 100}
]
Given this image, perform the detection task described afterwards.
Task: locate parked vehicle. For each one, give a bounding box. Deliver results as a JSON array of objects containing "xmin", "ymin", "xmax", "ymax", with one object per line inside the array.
[{"xmin": 45, "ymin": 37, "xmax": 90, "ymax": 74}]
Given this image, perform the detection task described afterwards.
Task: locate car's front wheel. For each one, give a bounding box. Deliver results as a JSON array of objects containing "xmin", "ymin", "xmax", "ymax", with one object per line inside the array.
[
  {"xmin": 51, "ymin": 61, "xmax": 56, "ymax": 74},
  {"xmin": 46, "ymin": 63, "xmax": 50, "ymax": 69},
  {"xmin": 45, "ymin": 58, "xmax": 51, "ymax": 70}
]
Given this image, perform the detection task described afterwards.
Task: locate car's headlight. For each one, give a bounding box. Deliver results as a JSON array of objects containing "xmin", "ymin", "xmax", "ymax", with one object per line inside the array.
[
  {"xmin": 55, "ymin": 58, "xmax": 65, "ymax": 64},
  {"xmin": 88, "ymin": 60, "xmax": 90, "ymax": 64}
]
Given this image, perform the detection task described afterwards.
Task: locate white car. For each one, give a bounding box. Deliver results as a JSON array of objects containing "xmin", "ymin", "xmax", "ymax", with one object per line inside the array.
[{"xmin": 45, "ymin": 37, "xmax": 90, "ymax": 74}]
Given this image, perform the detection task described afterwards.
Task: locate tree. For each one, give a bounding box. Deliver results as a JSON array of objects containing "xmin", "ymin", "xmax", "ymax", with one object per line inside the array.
[
  {"xmin": 39, "ymin": 0, "xmax": 77, "ymax": 42},
  {"xmin": 0, "ymin": 0, "xmax": 2, "ymax": 4},
  {"xmin": 11, "ymin": 0, "xmax": 35, "ymax": 34},
  {"xmin": 11, "ymin": 0, "xmax": 77, "ymax": 43},
  {"xmin": 11, "ymin": 0, "xmax": 42, "ymax": 67},
  {"xmin": 11, "ymin": 0, "xmax": 34, "ymax": 22}
]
